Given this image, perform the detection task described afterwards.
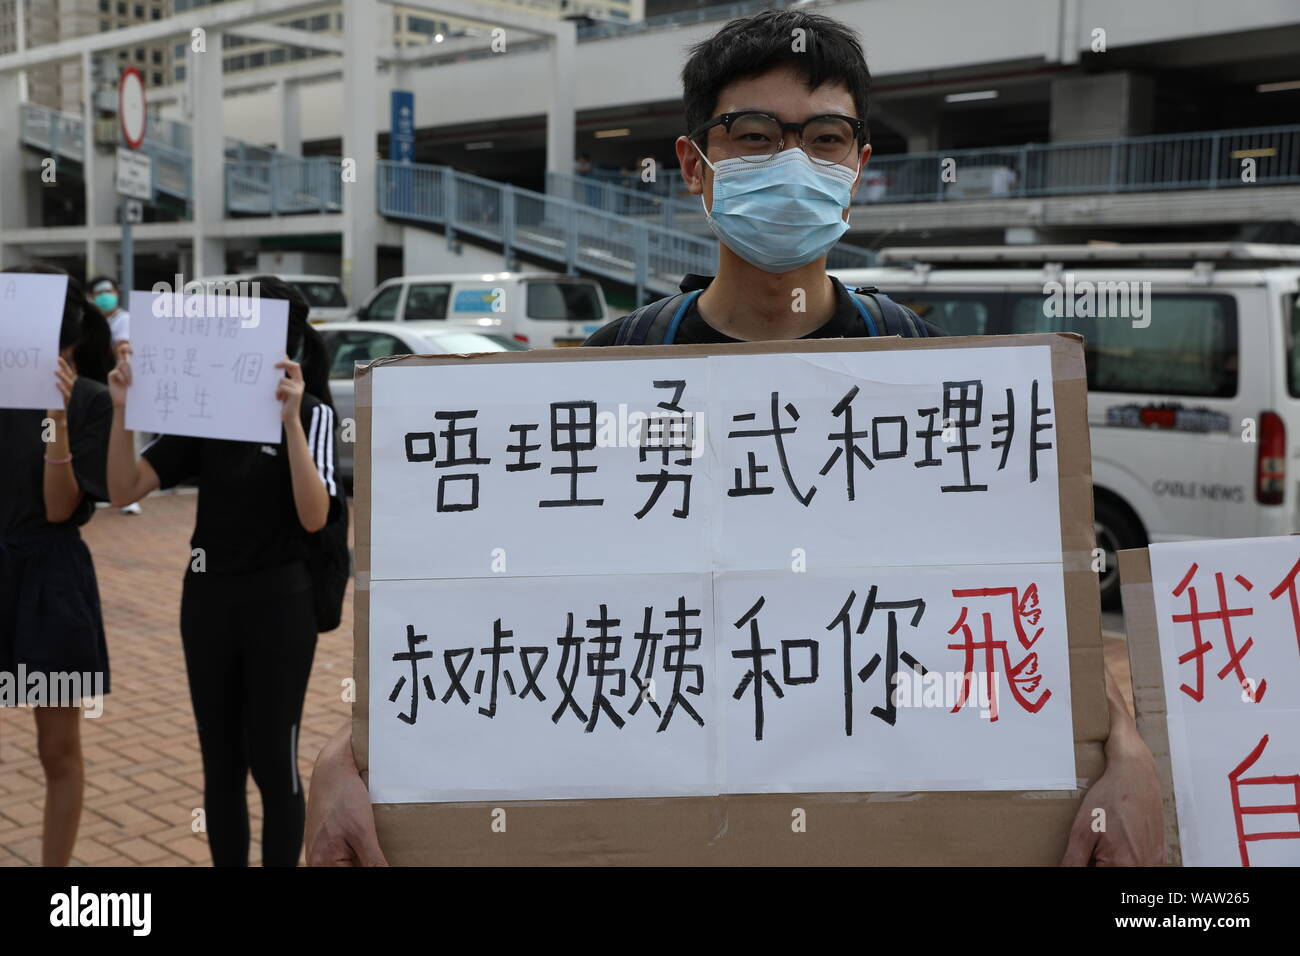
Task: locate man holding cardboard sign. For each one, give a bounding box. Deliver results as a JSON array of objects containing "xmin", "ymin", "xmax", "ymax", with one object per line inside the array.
[{"xmin": 307, "ymin": 9, "xmax": 1162, "ymax": 867}]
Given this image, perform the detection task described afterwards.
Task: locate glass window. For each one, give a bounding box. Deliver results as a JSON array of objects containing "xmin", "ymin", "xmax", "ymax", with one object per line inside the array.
[
  {"xmin": 890, "ymin": 291, "xmax": 999, "ymax": 337},
  {"xmin": 323, "ymin": 331, "xmax": 409, "ymax": 379},
  {"xmin": 404, "ymin": 283, "xmax": 450, "ymax": 321},
  {"xmin": 269, "ymin": 48, "xmax": 285, "ymax": 64},
  {"xmin": 363, "ymin": 284, "xmax": 402, "ymax": 321},
  {"xmin": 1008, "ymin": 292, "xmax": 1238, "ymax": 397},
  {"xmin": 291, "ymin": 281, "xmax": 347, "ymax": 308},
  {"xmin": 174, "ymin": 65, "xmax": 186, "ymax": 80},
  {"xmin": 248, "ymin": 51, "xmax": 265, "ymax": 68},
  {"xmin": 151, "ymin": 71, "xmax": 162, "ymax": 85},
  {"xmin": 525, "ymin": 281, "xmax": 603, "ymax": 320},
  {"xmin": 1286, "ymin": 295, "xmax": 1300, "ymax": 397}
]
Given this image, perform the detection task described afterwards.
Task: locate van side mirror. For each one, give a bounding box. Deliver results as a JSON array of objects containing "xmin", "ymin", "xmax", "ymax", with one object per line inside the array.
[{"xmin": 355, "ymin": 304, "xmax": 368, "ymax": 321}]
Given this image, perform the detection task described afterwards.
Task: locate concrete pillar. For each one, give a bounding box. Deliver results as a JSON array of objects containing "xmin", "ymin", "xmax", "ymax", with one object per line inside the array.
[
  {"xmin": 342, "ymin": 0, "xmax": 380, "ymax": 305},
  {"xmin": 1049, "ymin": 72, "xmax": 1154, "ymax": 143},
  {"xmin": 545, "ymin": 21, "xmax": 576, "ymax": 177},
  {"xmin": 874, "ymin": 103, "xmax": 940, "ymax": 154},
  {"xmin": 278, "ymin": 80, "xmax": 301, "ymax": 155},
  {"xmin": 188, "ymin": 31, "xmax": 225, "ymax": 279},
  {"xmin": 0, "ymin": 71, "xmax": 27, "ymax": 266}
]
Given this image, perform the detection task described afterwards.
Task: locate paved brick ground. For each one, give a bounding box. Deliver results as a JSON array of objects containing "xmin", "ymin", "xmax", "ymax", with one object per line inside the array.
[
  {"xmin": 0, "ymin": 491, "xmax": 1134, "ymax": 867},
  {"xmin": 0, "ymin": 492, "xmax": 353, "ymax": 867}
]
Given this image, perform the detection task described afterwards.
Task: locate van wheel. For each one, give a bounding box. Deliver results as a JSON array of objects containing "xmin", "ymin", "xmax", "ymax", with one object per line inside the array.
[{"xmin": 1095, "ymin": 498, "xmax": 1141, "ymax": 609}]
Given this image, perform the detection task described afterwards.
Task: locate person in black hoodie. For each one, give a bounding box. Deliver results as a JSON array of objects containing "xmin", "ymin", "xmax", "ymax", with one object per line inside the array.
[
  {"xmin": 0, "ymin": 265, "xmax": 114, "ymax": 866},
  {"xmin": 106, "ymin": 276, "xmax": 339, "ymax": 866}
]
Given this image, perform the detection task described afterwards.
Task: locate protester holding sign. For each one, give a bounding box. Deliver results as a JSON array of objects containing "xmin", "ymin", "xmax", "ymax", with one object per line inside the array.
[
  {"xmin": 0, "ymin": 266, "xmax": 113, "ymax": 867},
  {"xmin": 306, "ymin": 9, "xmax": 1163, "ymax": 868},
  {"xmin": 89, "ymin": 276, "xmax": 131, "ymax": 360},
  {"xmin": 107, "ymin": 276, "xmax": 340, "ymax": 867}
]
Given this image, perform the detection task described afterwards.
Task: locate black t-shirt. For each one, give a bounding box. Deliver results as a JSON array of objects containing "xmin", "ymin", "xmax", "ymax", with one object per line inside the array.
[
  {"xmin": 583, "ymin": 274, "xmax": 943, "ymax": 345},
  {"xmin": 0, "ymin": 377, "xmax": 112, "ymax": 537},
  {"xmin": 142, "ymin": 393, "xmax": 339, "ymax": 575}
]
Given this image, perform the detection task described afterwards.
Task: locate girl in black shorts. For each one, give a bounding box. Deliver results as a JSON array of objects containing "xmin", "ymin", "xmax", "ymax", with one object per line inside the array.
[
  {"xmin": 107, "ymin": 276, "xmax": 339, "ymax": 866},
  {"xmin": 0, "ymin": 266, "xmax": 113, "ymax": 866}
]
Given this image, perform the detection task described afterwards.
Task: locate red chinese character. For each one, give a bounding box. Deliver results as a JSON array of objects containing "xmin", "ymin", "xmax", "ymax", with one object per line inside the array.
[
  {"xmin": 1170, "ymin": 563, "xmax": 1263, "ymax": 703},
  {"xmin": 1228, "ymin": 734, "xmax": 1300, "ymax": 867},
  {"xmin": 947, "ymin": 584, "xmax": 1051, "ymax": 722},
  {"xmin": 1267, "ymin": 556, "xmax": 1300, "ymax": 661}
]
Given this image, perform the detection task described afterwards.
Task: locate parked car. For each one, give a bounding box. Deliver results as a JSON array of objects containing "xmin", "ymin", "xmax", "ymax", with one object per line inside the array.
[
  {"xmin": 197, "ymin": 273, "xmax": 350, "ymax": 324},
  {"xmin": 318, "ymin": 321, "xmax": 528, "ymax": 485},
  {"xmin": 351, "ymin": 271, "xmax": 610, "ymax": 347},
  {"xmin": 835, "ymin": 242, "xmax": 1300, "ymax": 606}
]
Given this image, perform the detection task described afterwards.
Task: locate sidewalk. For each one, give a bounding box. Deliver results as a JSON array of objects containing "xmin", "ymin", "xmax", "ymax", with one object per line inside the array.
[{"xmin": 0, "ymin": 493, "xmax": 353, "ymax": 866}]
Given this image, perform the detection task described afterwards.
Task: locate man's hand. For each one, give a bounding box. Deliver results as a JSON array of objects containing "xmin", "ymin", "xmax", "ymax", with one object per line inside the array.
[
  {"xmin": 1062, "ymin": 666, "xmax": 1166, "ymax": 866},
  {"xmin": 305, "ymin": 726, "xmax": 388, "ymax": 867}
]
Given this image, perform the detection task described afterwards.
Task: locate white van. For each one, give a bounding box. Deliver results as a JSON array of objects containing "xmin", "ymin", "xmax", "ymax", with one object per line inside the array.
[
  {"xmin": 833, "ymin": 243, "xmax": 1300, "ymax": 606},
  {"xmin": 351, "ymin": 272, "xmax": 610, "ymax": 347},
  {"xmin": 197, "ymin": 273, "xmax": 349, "ymax": 324}
]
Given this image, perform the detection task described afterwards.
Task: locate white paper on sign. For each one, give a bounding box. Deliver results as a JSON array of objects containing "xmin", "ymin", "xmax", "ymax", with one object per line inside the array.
[
  {"xmin": 0, "ymin": 272, "xmax": 69, "ymax": 410},
  {"xmin": 716, "ymin": 565, "xmax": 1075, "ymax": 794},
  {"xmin": 708, "ymin": 347, "xmax": 1061, "ymax": 570},
  {"xmin": 371, "ymin": 359, "xmax": 713, "ymax": 580},
  {"xmin": 368, "ymin": 574, "xmax": 719, "ymax": 804},
  {"xmin": 367, "ymin": 345, "xmax": 1076, "ymax": 804},
  {"xmin": 1149, "ymin": 536, "xmax": 1300, "ymax": 867},
  {"xmin": 125, "ymin": 291, "xmax": 289, "ymax": 444}
]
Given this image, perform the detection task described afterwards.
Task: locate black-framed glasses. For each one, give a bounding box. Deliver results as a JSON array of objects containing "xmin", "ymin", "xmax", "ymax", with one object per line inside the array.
[{"xmin": 690, "ymin": 110, "xmax": 866, "ymax": 166}]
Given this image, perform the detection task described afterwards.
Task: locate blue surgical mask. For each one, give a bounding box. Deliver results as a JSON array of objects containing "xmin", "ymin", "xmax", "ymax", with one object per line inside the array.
[
  {"xmin": 94, "ymin": 291, "xmax": 118, "ymax": 313},
  {"xmin": 695, "ymin": 144, "xmax": 858, "ymax": 273}
]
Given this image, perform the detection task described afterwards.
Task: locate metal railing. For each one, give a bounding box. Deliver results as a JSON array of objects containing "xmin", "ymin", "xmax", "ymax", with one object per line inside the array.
[
  {"xmin": 225, "ymin": 156, "xmax": 343, "ymax": 215},
  {"xmin": 379, "ymin": 160, "xmax": 717, "ymax": 302},
  {"xmin": 856, "ymin": 123, "xmax": 1300, "ymax": 203}
]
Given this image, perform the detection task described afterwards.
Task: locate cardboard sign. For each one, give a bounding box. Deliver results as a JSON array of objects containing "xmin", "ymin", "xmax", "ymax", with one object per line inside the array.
[
  {"xmin": 0, "ymin": 272, "xmax": 68, "ymax": 411},
  {"xmin": 1122, "ymin": 538, "xmax": 1300, "ymax": 867},
  {"xmin": 354, "ymin": 334, "xmax": 1108, "ymax": 865},
  {"xmin": 125, "ymin": 291, "xmax": 288, "ymax": 444}
]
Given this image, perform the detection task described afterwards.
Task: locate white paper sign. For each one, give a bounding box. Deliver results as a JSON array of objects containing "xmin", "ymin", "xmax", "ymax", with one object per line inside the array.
[
  {"xmin": 371, "ymin": 346, "xmax": 1061, "ymax": 579},
  {"xmin": 125, "ymin": 291, "xmax": 288, "ymax": 443},
  {"xmin": 368, "ymin": 345, "xmax": 1076, "ymax": 802},
  {"xmin": 1149, "ymin": 536, "xmax": 1300, "ymax": 867},
  {"xmin": 0, "ymin": 272, "xmax": 68, "ymax": 410}
]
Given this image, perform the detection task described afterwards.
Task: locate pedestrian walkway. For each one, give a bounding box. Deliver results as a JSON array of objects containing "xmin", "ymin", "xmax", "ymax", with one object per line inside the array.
[{"xmin": 0, "ymin": 492, "xmax": 353, "ymax": 866}]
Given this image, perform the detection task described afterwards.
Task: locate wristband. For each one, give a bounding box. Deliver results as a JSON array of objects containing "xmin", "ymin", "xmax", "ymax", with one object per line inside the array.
[{"xmin": 44, "ymin": 454, "xmax": 73, "ymax": 465}]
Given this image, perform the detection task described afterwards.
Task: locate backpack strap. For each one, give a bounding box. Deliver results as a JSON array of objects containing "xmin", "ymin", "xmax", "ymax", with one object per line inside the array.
[
  {"xmin": 614, "ymin": 290, "xmax": 700, "ymax": 345},
  {"xmin": 851, "ymin": 286, "xmax": 930, "ymax": 338}
]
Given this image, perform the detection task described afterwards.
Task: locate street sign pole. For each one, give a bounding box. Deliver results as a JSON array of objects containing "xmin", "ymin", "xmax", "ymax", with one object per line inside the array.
[
  {"xmin": 118, "ymin": 67, "xmax": 147, "ymax": 296},
  {"xmin": 120, "ymin": 195, "xmax": 134, "ymax": 297}
]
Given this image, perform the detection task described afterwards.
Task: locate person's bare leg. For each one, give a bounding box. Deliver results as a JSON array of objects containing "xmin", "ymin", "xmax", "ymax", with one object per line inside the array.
[{"xmin": 35, "ymin": 706, "xmax": 84, "ymax": 867}]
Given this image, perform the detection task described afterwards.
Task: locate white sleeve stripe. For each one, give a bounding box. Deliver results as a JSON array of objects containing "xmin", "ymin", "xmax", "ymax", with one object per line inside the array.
[
  {"xmin": 324, "ymin": 405, "xmax": 336, "ymax": 496},
  {"xmin": 311, "ymin": 403, "xmax": 336, "ymax": 497},
  {"xmin": 307, "ymin": 404, "xmax": 320, "ymax": 463}
]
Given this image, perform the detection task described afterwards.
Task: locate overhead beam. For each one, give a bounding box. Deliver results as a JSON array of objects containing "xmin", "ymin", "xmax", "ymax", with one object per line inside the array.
[
  {"xmin": 226, "ymin": 23, "xmax": 345, "ymax": 56},
  {"xmin": 378, "ymin": 0, "xmax": 565, "ymax": 39},
  {"xmin": 0, "ymin": 0, "xmax": 328, "ymax": 73}
]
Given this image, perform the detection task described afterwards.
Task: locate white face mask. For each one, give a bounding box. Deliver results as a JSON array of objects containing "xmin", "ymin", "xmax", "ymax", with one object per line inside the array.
[{"xmin": 695, "ymin": 144, "xmax": 859, "ymax": 273}]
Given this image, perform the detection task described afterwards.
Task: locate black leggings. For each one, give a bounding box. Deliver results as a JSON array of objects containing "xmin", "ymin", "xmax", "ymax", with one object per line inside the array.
[{"xmin": 179, "ymin": 563, "xmax": 317, "ymax": 867}]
